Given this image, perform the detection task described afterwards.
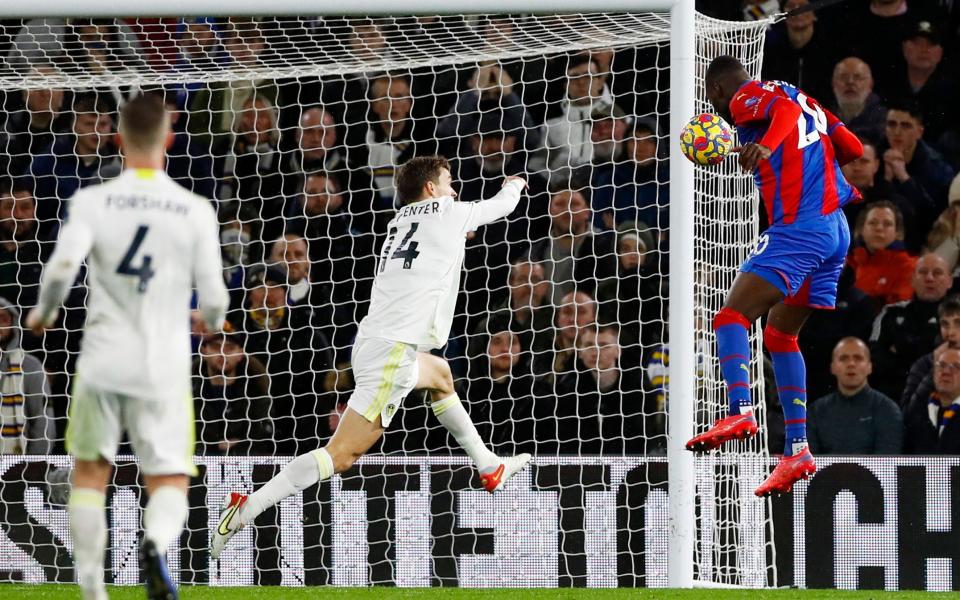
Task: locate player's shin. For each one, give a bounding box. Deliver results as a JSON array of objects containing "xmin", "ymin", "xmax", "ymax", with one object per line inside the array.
[
  {"xmin": 144, "ymin": 486, "xmax": 188, "ymax": 555},
  {"xmin": 69, "ymin": 488, "xmax": 107, "ymax": 598},
  {"xmin": 239, "ymin": 449, "xmax": 334, "ymax": 525},
  {"xmin": 764, "ymin": 325, "xmax": 808, "ymax": 456},
  {"xmin": 431, "ymin": 393, "xmax": 498, "ymax": 472},
  {"xmin": 714, "ymin": 307, "xmax": 754, "ymax": 415}
]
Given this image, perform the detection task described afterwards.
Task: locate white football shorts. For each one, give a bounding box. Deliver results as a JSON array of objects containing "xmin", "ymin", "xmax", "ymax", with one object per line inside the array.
[
  {"xmin": 66, "ymin": 378, "xmax": 197, "ymax": 476},
  {"xmin": 347, "ymin": 335, "xmax": 419, "ymax": 428}
]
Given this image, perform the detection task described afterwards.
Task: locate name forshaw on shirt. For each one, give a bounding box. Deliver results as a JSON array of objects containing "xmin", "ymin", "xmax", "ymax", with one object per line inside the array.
[{"xmin": 105, "ymin": 194, "xmax": 190, "ymax": 216}]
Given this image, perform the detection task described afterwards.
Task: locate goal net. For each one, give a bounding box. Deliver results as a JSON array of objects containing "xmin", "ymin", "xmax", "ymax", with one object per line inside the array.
[{"xmin": 0, "ymin": 11, "xmax": 774, "ymax": 588}]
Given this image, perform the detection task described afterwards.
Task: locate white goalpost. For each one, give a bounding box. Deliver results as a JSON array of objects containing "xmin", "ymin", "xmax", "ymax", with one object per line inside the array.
[{"xmin": 0, "ymin": 0, "xmax": 775, "ymax": 589}]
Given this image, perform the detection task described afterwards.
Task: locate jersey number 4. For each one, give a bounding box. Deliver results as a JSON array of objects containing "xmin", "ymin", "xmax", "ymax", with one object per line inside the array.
[
  {"xmin": 117, "ymin": 225, "xmax": 155, "ymax": 293},
  {"xmin": 380, "ymin": 222, "xmax": 421, "ymax": 271},
  {"xmin": 796, "ymin": 93, "xmax": 828, "ymax": 149}
]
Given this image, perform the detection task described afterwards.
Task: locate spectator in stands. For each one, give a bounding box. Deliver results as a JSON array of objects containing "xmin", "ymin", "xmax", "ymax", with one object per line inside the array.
[
  {"xmin": 64, "ymin": 19, "xmax": 148, "ymax": 111},
  {"xmin": 596, "ymin": 222, "xmax": 661, "ymax": 349},
  {"xmin": 0, "ymin": 297, "xmax": 53, "ymax": 454},
  {"xmin": 808, "ymin": 337, "xmax": 903, "ymax": 454},
  {"xmin": 904, "ymin": 346, "xmax": 960, "ymax": 454},
  {"xmin": 888, "ymin": 20, "xmax": 958, "ymax": 148},
  {"xmin": 848, "ymin": 201, "xmax": 917, "ymax": 310},
  {"xmin": 436, "ymin": 60, "xmax": 541, "ymax": 158},
  {"xmin": 880, "ymin": 101, "xmax": 955, "ymax": 210},
  {"xmin": 471, "ymin": 259, "xmax": 555, "ymax": 373},
  {"xmin": 902, "ymin": 295, "xmax": 960, "ymax": 409},
  {"xmin": 547, "ymin": 290, "xmax": 597, "ymax": 383},
  {"xmin": 220, "ymin": 94, "xmax": 286, "ymax": 239},
  {"xmin": 194, "ymin": 331, "xmax": 274, "ymax": 455},
  {"xmin": 927, "ymin": 182, "xmax": 960, "ymax": 269},
  {"xmin": 828, "ymin": 57, "xmax": 887, "ymax": 145},
  {"xmin": 347, "ymin": 73, "xmax": 436, "ymax": 221},
  {"xmin": 591, "ymin": 117, "xmax": 668, "ymax": 234},
  {"xmin": 286, "ymin": 171, "xmax": 375, "ymax": 345},
  {"xmin": 175, "ymin": 17, "xmax": 224, "ymax": 72},
  {"xmin": 761, "ymin": 0, "xmax": 835, "ymax": 102},
  {"xmin": 217, "ymin": 210, "xmax": 255, "ymax": 303},
  {"xmin": 2, "ymin": 64, "xmax": 67, "ymax": 179},
  {"xmin": 230, "ymin": 265, "xmax": 333, "ymax": 454},
  {"xmin": 151, "ymin": 88, "xmax": 216, "ymax": 199},
  {"xmin": 31, "ymin": 94, "xmax": 118, "ymax": 234},
  {"xmin": 841, "ymin": 138, "xmax": 932, "ymax": 253},
  {"xmin": 558, "ymin": 325, "xmax": 659, "ymax": 454},
  {"xmin": 283, "ymin": 106, "xmax": 349, "ymax": 199},
  {"xmin": 869, "ymin": 253, "xmax": 952, "ymax": 400},
  {"xmin": 322, "ymin": 363, "xmax": 354, "ymax": 439},
  {"xmin": 461, "ymin": 322, "xmax": 538, "ymax": 455},
  {"xmin": 7, "ymin": 18, "xmax": 144, "ymax": 74},
  {"xmin": 538, "ymin": 53, "xmax": 614, "ymax": 172},
  {"xmin": 0, "ymin": 182, "xmax": 50, "ymax": 309},
  {"xmin": 587, "ymin": 103, "xmax": 631, "ymax": 228},
  {"xmin": 845, "ymin": 1, "xmax": 946, "ymax": 101},
  {"xmin": 527, "ymin": 187, "xmax": 617, "ymax": 305},
  {"xmin": 187, "ymin": 20, "xmax": 278, "ymax": 152},
  {"xmin": 267, "ymin": 234, "xmax": 311, "ymax": 307}
]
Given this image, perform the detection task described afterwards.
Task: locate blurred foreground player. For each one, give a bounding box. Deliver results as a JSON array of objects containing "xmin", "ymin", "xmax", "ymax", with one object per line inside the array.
[
  {"xmin": 210, "ymin": 156, "xmax": 532, "ymax": 559},
  {"xmin": 27, "ymin": 95, "xmax": 229, "ymax": 600},
  {"xmin": 686, "ymin": 56, "xmax": 864, "ymax": 496}
]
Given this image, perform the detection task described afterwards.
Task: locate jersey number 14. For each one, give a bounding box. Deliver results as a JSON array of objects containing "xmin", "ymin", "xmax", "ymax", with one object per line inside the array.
[
  {"xmin": 116, "ymin": 224, "xmax": 156, "ymax": 293},
  {"xmin": 380, "ymin": 222, "xmax": 421, "ymax": 272}
]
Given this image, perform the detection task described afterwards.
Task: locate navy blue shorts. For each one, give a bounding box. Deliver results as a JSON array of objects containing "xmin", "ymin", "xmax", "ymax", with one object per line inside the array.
[{"xmin": 740, "ymin": 210, "xmax": 850, "ymax": 309}]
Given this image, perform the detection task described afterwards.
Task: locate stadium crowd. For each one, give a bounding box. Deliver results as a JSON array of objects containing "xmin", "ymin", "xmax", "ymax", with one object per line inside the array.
[{"xmin": 1, "ymin": 0, "xmax": 960, "ymax": 457}]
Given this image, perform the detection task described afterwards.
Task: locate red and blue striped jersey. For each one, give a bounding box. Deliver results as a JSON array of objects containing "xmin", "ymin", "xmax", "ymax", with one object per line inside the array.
[{"xmin": 729, "ymin": 80, "xmax": 860, "ymax": 226}]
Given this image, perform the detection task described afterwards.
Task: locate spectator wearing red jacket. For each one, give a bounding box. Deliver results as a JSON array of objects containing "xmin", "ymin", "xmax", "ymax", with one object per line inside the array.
[{"xmin": 848, "ymin": 200, "xmax": 917, "ymax": 311}]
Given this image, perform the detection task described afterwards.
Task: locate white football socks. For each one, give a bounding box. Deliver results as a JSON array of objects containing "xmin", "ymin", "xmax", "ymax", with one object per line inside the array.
[
  {"xmin": 144, "ymin": 486, "xmax": 188, "ymax": 555},
  {"xmin": 69, "ymin": 488, "xmax": 107, "ymax": 600},
  {"xmin": 240, "ymin": 448, "xmax": 334, "ymax": 525},
  {"xmin": 431, "ymin": 393, "xmax": 499, "ymax": 472}
]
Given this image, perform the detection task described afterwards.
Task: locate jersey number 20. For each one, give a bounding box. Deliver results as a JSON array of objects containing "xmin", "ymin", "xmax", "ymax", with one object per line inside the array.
[
  {"xmin": 117, "ymin": 225, "xmax": 155, "ymax": 293},
  {"xmin": 796, "ymin": 93, "xmax": 828, "ymax": 149}
]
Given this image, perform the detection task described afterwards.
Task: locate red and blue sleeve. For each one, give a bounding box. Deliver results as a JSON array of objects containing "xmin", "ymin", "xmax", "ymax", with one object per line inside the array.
[
  {"xmin": 822, "ymin": 106, "xmax": 863, "ymax": 166},
  {"xmin": 728, "ymin": 81, "xmax": 781, "ymax": 126}
]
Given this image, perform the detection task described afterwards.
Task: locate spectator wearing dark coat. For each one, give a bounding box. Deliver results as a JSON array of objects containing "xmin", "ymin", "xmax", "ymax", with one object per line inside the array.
[
  {"xmin": 827, "ymin": 57, "xmax": 887, "ymax": 145},
  {"xmin": 0, "ymin": 182, "xmax": 51, "ymax": 309},
  {"xmin": 596, "ymin": 222, "xmax": 662, "ymax": 350},
  {"xmin": 879, "ymin": 101, "xmax": 956, "ymax": 212},
  {"xmin": 761, "ymin": 0, "xmax": 837, "ymax": 103},
  {"xmin": 841, "ymin": 139, "xmax": 932, "ymax": 253},
  {"xmin": 901, "ymin": 295, "xmax": 960, "ymax": 409},
  {"xmin": 193, "ymin": 332, "xmax": 274, "ymax": 455},
  {"xmin": 30, "ymin": 94, "xmax": 119, "ymax": 235},
  {"xmin": 904, "ymin": 346, "xmax": 960, "ymax": 454},
  {"xmin": 868, "ymin": 253, "xmax": 952, "ymax": 400},
  {"xmin": 229, "ymin": 266, "xmax": 333, "ymax": 454},
  {"xmin": 809, "ymin": 337, "xmax": 903, "ymax": 454},
  {"xmin": 527, "ymin": 187, "xmax": 618, "ymax": 306}
]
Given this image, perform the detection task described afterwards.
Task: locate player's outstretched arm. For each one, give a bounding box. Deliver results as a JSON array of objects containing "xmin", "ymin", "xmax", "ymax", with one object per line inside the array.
[
  {"xmin": 26, "ymin": 201, "xmax": 95, "ymax": 335},
  {"xmin": 823, "ymin": 107, "xmax": 864, "ymax": 166},
  {"xmin": 192, "ymin": 204, "xmax": 230, "ymax": 332},
  {"xmin": 466, "ymin": 176, "xmax": 527, "ymax": 230}
]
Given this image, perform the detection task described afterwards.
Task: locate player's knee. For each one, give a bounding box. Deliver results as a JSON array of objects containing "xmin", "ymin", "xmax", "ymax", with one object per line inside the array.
[
  {"xmin": 763, "ymin": 324, "xmax": 800, "ymax": 353},
  {"xmin": 712, "ymin": 306, "xmax": 750, "ymax": 331}
]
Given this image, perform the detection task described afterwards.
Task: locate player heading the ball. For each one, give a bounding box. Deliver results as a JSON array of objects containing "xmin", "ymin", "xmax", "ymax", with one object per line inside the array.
[
  {"xmin": 27, "ymin": 93, "xmax": 230, "ymax": 600},
  {"xmin": 685, "ymin": 56, "xmax": 863, "ymax": 496},
  {"xmin": 210, "ymin": 156, "xmax": 533, "ymax": 560}
]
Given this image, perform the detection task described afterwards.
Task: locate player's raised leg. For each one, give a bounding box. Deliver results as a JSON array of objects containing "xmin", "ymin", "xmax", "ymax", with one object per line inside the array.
[
  {"xmin": 686, "ymin": 272, "xmax": 782, "ymax": 452},
  {"xmin": 753, "ymin": 303, "xmax": 817, "ymax": 497},
  {"xmin": 419, "ymin": 352, "xmax": 531, "ymax": 492}
]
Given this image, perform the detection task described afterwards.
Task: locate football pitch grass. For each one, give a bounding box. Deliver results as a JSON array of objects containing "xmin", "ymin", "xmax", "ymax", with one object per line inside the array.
[{"xmin": 3, "ymin": 585, "xmax": 956, "ymax": 599}]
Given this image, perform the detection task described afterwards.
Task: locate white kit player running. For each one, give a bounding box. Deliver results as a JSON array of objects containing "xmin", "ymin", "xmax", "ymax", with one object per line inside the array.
[
  {"xmin": 210, "ymin": 156, "xmax": 532, "ymax": 559},
  {"xmin": 27, "ymin": 95, "xmax": 229, "ymax": 600}
]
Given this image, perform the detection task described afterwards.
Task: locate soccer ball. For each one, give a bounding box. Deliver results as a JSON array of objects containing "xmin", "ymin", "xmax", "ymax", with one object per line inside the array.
[{"xmin": 679, "ymin": 113, "xmax": 733, "ymax": 166}]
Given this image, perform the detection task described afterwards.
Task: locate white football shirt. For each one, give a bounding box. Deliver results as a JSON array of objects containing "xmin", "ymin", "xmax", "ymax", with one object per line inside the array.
[
  {"xmin": 358, "ymin": 179, "xmax": 524, "ymax": 350},
  {"xmin": 37, "ymin": 168, "xmax": 229, "ymax": 400}
]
